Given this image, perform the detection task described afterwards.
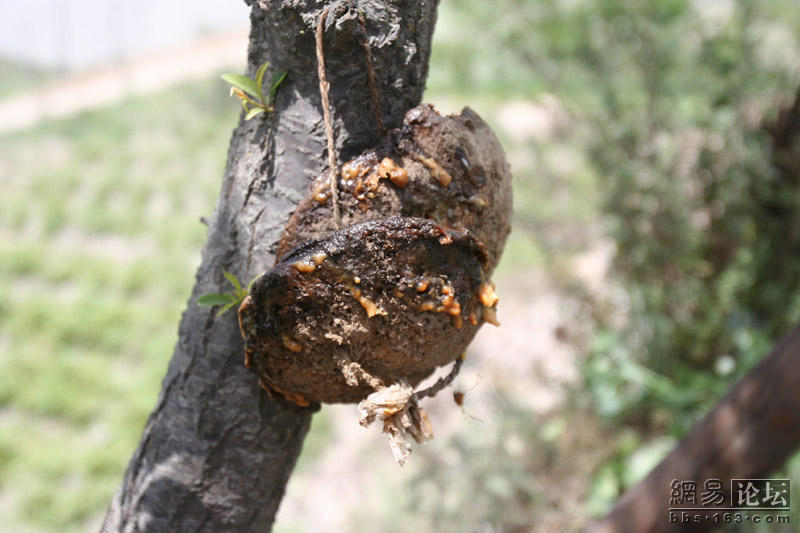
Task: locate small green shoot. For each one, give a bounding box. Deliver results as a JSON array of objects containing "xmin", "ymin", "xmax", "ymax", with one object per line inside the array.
[
  {"xmin": 197, "ymin": 270, "xmax": 259, "ymax": 317},
  {"xmin": 221, "ymin": 61, "xmax": 287, "ymax": 120}
]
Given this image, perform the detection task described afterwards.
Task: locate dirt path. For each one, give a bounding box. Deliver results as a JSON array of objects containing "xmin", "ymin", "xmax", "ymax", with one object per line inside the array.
[{"xmin": 0, "ymin": 30, "xmax": 247, "ymax": 133}]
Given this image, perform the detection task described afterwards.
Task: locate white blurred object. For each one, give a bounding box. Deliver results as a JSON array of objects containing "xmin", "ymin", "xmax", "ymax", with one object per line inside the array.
[
  {"xmin": 0, "ymin": 0, "xmax": 248, "ymax": 71},
  {"xmin": 496, "ymin": 95, "xmax": 569, "ymax": 142}
]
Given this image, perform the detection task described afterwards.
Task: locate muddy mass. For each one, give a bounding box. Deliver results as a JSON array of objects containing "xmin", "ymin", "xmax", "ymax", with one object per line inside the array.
[{"xmin": 238, "ymin": 104, "xmax": 512, "ymax": 405}]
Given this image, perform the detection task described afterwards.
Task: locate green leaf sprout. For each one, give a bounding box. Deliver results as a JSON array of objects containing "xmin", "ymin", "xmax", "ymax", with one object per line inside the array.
[
  {"xmin": 197, "ymin": 270, "xmax": 260, "ymax": 317},
  {"xmin": 222, "ymin": 61, "xmax": 287, "ymax": 120}
]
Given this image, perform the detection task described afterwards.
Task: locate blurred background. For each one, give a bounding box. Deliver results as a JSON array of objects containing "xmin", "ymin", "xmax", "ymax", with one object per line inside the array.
[{"xmin": 2, "ymin": 0, "xmax": 800, "ymax": 531}]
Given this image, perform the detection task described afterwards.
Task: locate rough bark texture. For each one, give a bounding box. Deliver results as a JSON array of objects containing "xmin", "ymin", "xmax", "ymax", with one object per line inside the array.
[
  {"xmin": 588, "ymin": 324, "xmax": 800, "ymax": 533},
  {"xmin": 102, "ymin": 1, "xmax": 439, "ymax": 531}
]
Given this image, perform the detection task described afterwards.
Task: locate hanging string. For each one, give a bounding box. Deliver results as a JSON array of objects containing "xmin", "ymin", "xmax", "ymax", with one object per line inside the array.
[{"xmin": 315, "ymin": 5, "xmax": 341, "ymax": 227}]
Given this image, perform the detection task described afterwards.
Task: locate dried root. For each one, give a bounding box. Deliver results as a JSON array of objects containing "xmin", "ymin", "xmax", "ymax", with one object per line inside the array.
[{"xmin": 347, "ymin": 356, "xmax": 464, "ymax": 465}]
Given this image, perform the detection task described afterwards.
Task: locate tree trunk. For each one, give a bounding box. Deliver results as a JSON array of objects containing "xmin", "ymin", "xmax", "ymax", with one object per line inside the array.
[
  {"xmin": 588, "ymin": 324, "xmax": 800, "ymax": 533},
  {"xmin": 102, "ymin": 1, "xmax": 439, "ymax": 531}
]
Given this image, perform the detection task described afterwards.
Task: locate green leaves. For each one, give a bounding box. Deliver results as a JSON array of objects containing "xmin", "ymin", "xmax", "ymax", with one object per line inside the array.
[
  {"xmin": 254, "ymin": 61, "xmax": 270, "ymax": 97},
  {"xmin": 269, "ymin": 70, "xmax": 287, "ymax": 104},
  {"xmin": 197, "ymin": 270, "xmax": 259, "ymax": 317},
  {"xmin": 221, "ymin": 61, "xmax": 288, "ymax": 121},
  {"xmin": 222, "ymin": 269, "xmax": 243, "ymax": 293},
  {"xmin": 220, "ymin": 73, "xmax": 261, "ymax": 100},
  {"xmin": 197, "ymin": 293, "xmax": 236, "ymax": 306},
  {"xmin": 244, "ymin": 107, "xmax": 266, "ymax": 120}
]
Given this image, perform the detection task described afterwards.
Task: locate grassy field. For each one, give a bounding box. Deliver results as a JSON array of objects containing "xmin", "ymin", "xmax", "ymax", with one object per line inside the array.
[
  {"xmin": 0, "ymin": 59, "xmax": 53, "ymax": 101},
  {"xmin": 0, "ymin": 76, "xmax": 239, "ymax": 531}
]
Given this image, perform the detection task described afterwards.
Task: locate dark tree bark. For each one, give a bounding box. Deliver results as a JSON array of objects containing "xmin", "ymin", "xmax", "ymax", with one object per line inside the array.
[
  {"xmin": 102, "ymin": 1, "xmax": 439, "ymax": 531},
  {"xmin": 588, "ymin": 324, "xmax": 800, "ymax": 533},
  {"xmin": 769, "ymin": 86, "xmax": 800, "ymax": 180}
]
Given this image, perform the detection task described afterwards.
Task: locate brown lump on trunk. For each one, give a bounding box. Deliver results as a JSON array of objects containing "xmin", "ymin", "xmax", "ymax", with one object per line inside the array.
[
  {"xmin": 276, "ymin": 104, "xmax": 513, "ymax": 272},
  {"xmin": 238, "ymin": 217, "xmax": 494, "ymax": 404}
]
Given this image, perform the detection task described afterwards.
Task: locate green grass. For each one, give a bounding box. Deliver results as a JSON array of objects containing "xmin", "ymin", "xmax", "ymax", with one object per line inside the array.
[
  {"xmin": 0, "ymin": 57, "xmax": 55, "ymax": 100},
  {"xmin": 0, "ymin": 73, "xmax": 241, "ymax": 532}
]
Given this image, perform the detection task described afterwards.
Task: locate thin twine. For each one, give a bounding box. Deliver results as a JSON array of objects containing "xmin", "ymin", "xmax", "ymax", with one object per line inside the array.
[
  {"xmin": 315, "ymin": 6, "xmax": 341, "ymax": 228},
  {"xmin": 413, "ymin": 356, "xmax": 463, "ymax": 401}
]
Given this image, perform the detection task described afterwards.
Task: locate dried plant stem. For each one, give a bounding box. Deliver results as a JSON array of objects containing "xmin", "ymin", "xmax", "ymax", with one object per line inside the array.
[
  {"xmin": 315, "ymin": 6, "xmax": 341, "ymax": 227},
  {"xmin": 355, "ymin": 357, "xmax": 464, "ymax": 465},
  {"xmin": 414, "ymin": 355, "xmax": 464, "ymax": 401}
]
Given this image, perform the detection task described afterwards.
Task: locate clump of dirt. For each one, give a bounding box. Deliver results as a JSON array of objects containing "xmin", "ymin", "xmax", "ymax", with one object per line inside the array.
[
  {"xmin": 239, "ymin": 217, "xmax": 498, "ymax": 405},
  {"xmin": 239, "ymin": 104, "xmax": 512, "ymax": 411},
  {"xmin": 277, "ymin": 104, "xmax": 513, "ymax": 272}
]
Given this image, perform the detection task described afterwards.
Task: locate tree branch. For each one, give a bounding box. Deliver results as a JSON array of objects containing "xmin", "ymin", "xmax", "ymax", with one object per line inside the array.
[
  {"xmin": 102, "ymin": 1, "xmax": 439, "ymax": 531},
  {"xmin": 589, "ymin": 324, "xmax": 800, "ymax": 533},
  {"xmin": 589, "ymin": 85, "xmax": 800, "ymax": 533}
]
